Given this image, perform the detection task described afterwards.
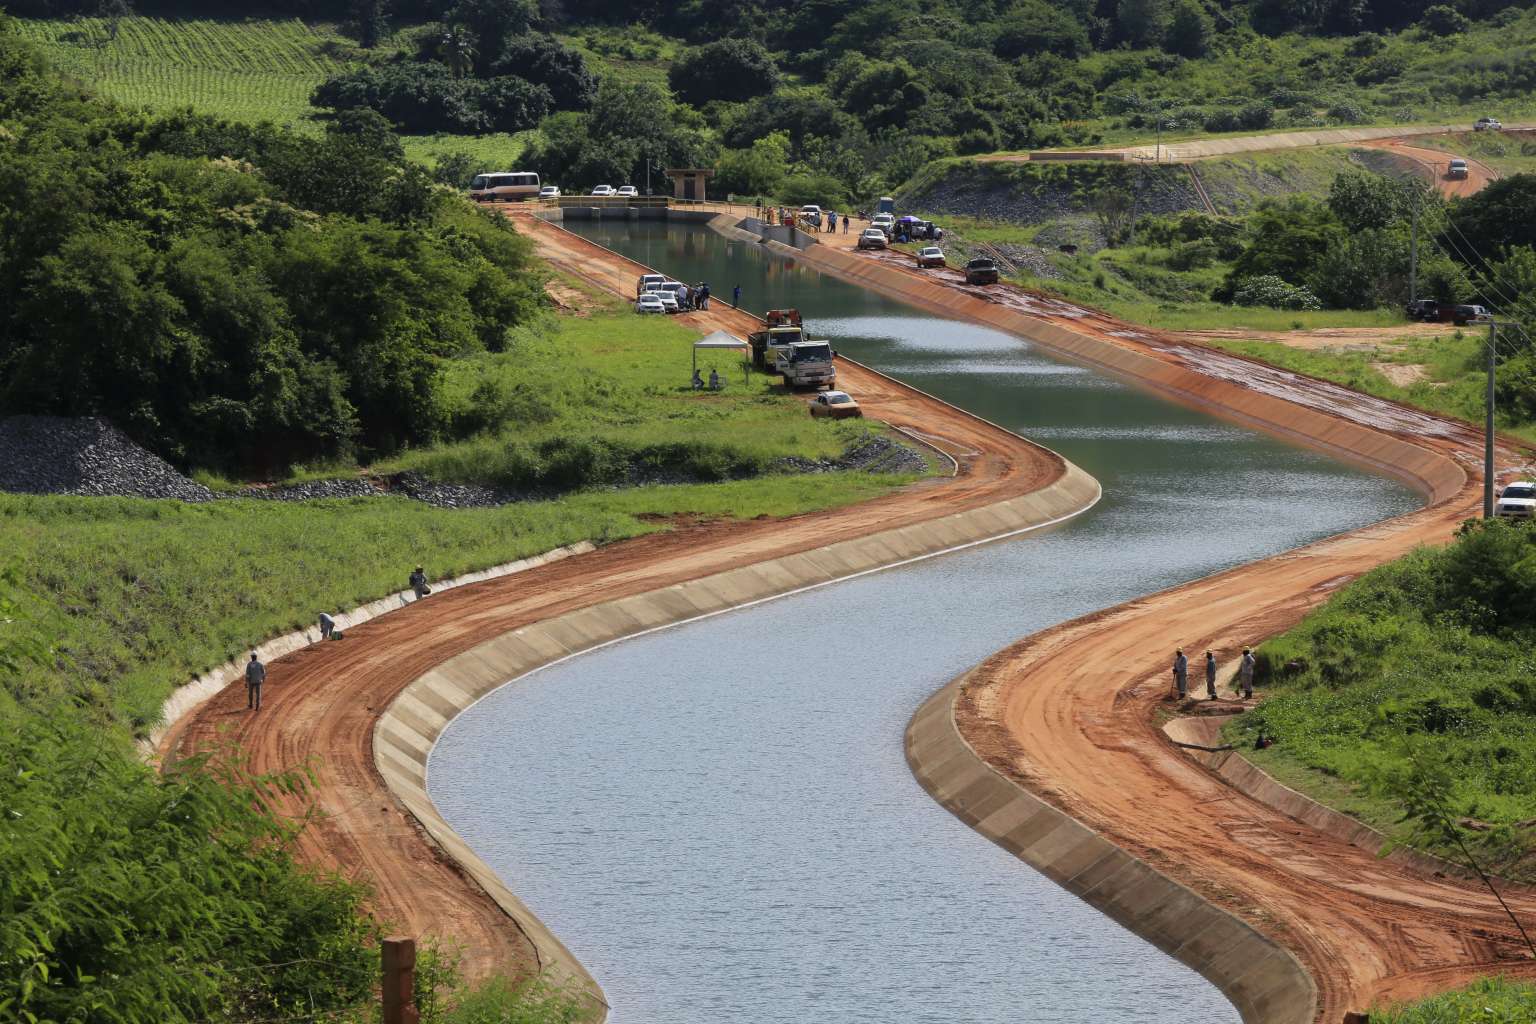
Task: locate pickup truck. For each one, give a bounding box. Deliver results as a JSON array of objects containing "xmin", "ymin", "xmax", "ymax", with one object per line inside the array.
[
  {"xmin": 776, "ymin": 340, "xmax": 836, "ymax": 389},
  {"xmin": 1448, "ymin": 158, "xmax": 1470, "ymax": 180}
]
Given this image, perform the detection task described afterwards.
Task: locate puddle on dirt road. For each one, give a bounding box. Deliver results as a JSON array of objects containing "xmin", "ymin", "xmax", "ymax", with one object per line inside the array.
[{"xmin": 430, "ymin": 221, "xmax": 1419, "ymax": 1024}]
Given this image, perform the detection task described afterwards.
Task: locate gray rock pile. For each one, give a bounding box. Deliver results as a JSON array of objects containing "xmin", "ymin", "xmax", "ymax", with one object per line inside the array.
[
  {"xmin": 779, "ymin": 434, "xmax": 929, "ymax": 475},
  {"xmin": 0, "ymin": 415, "xmax": 215, "ymax": 502}
]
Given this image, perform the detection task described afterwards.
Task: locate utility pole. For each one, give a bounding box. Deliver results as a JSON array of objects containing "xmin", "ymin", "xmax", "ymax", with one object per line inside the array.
[
  {"xmin": 1156, "ymin": 117, "xmax": 1163, "ymax": 163},
  {"xmin": 1409, "ymin": 197, "xmax": 1418, "ymax": 304},
  {"xmin": 1485, "ymin": 320, "xmax": 1498, "ymax": 519}
]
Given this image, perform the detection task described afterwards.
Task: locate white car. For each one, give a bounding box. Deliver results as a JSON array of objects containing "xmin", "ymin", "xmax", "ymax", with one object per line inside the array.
[
  {"xmin": 635, "ymin": 294, "xmax": 665, "ymax": 314},
  {"xmin": 654, "ymin": 290, "xmax": 680, "ymax": 313},
  {"xmin": 799, "ymin": 204, "xmax": 822, "ymax": 226},
  {"xmin": 857, "ymin": 228, "xmax": 888, "ymax": 250},
  {"xmin": 538, "ymin": 185, "xmax": 561, "ymax": 199},
  {"xmin": 636, "ymin": 273, "xmax": 665, "ymax": 297},
  {"xmin": 915, "ymin": 245, "xmax": 946, "ymax": 268},
  {"xmin": 1475, "ymin": 117, "xmax": 1503, "ymax": 131},
  {"xmin": 617, "ymin": 185, "xmax": 639, "ymax": 197},
  {"xmin": 1496, "ymin": 481, "xmax": 1536, "ymax": 519},
  {"xmin": 871, "ymin": 213, "xmax": 895, "ymax": 234},
  {"xmin": 591, "ymin": 185, "xmax": 616, "ymax": 196}
]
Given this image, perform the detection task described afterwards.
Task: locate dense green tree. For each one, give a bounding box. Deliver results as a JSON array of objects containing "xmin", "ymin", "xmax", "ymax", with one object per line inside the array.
[
  {"xmin": 1218, "ymin": 197, "xmax": 1343, "ymax": 298},
  {"xmin": 1327, "ymin": 169, "xmax": 1416, "ymax": 232},
  {"xmin": 493, "ymin": 33, "xmax": 597, "ymax": 110},
  {"xmin": 1163, "ymin": 0, "xmax": 1212, "ymax": 57},
  {"xmin": 1447, "ymin": 174, "xmax": 1536, "ymax": 267},
  {"xmin": 1419, "ymin": 3, "xmax": 1470, "ymax": 35},
  {"xmin": 448, "ymin": 0, "xmax": 537, "ymax": 75},
  {"xmin": 1116, "ymin": 0, "xmax": 1170, "ymax": 48},
  {"xmin": 668, "ymin": 38, "xmax": 779, "ymax": 106},
  {"xmin": 991, "ymin": 1, "xmax": 1090, "ymax": 58},
  {"xmin": 712, "ymin": 130, "xmax": 789, "ymax": 197}
]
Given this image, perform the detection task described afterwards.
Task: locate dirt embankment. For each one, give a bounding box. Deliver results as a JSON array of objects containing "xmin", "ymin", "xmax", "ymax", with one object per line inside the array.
[
  {"xmin": 809, "ymin": 233, "xmax": 1536, "ymax": 1019},
  {"xmin": 161, "ymin": 214, "xmax": 1069, "ymax": 987}
]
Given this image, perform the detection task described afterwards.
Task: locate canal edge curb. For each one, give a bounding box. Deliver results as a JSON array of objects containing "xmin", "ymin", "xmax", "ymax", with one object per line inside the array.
[
  {"xmin": 906, "ymin": 672, "xmax": 1318, "ymax": 1024},
  {"xmin": 374, "ymin": 464, "xmax": 1104, "ymax": 1019}
]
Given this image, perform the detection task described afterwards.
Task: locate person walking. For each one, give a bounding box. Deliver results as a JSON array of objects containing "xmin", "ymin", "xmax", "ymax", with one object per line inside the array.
[
  {"xmin": 410, "ymin": 565, "xmax": 431, "ymax": 599},
  {"xmin": 699, "ymin": 282, "xmax": 710, "ymax": 310},
  {"xmin": 319, "ymin": 611, "xmax": 335, "ymax": 640},
  {"xmin": 1204, "ymin": 650, "xmax": 1218, "ymax": 700},
  {"xmin": 1238, "ymin": 647, "xmax": 1256, "ymax": 700},
  {"xmin": 245, "ymin": 652, "xmax": 266, "ymax": 711},
  {"xmin": 1171, "ymin": 647, "xmax": 1188, "ymax": 700},
  {"xmin": 732, "ymin": 284, "xmax": 741, "ymax": 308}
]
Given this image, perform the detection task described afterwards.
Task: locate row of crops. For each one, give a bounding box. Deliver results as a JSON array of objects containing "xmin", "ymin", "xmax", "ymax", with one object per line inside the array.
[{"xmin": 15, "ymin": 16, "xmax": 351, "ymax": 128}]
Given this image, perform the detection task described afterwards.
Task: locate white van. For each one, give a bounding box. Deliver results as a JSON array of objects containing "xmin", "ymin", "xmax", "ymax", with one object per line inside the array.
[{"xmin": 469, "ymin": 171, "xmax": 541, "ymax": 202}]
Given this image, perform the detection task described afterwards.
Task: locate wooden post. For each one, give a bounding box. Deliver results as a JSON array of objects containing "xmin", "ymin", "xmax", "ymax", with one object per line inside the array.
[{"xmin": 381, "ymin": 936, "xmax": 419, "ymax": 1024}]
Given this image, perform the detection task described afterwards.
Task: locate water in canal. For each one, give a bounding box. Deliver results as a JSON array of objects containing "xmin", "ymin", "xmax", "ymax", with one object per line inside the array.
[{"xmin": 430, "ymin": 221, "xmax": 1419, "ymax": 1023}]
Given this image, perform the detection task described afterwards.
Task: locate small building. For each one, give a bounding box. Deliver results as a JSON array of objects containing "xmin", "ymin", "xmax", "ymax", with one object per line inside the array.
[{"xmin": 664, "ymin": 168, "xmax": 714, "ymax": 203}]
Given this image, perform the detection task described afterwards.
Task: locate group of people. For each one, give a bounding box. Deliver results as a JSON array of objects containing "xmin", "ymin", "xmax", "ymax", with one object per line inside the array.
[
  {"xmin": 691, "ymin": 367, "xmax": 723, "ymax": 391},
  {"xmin": 1171, "ymin": 646, "xmax": 1256, "ymax": 702},
  {"xmin": 676, "ymin": 281, "xmax": 712, "ymax": 311},
  {"xmin": 244, "ymin": 565, "xmax": 434, "ymax": 711}
]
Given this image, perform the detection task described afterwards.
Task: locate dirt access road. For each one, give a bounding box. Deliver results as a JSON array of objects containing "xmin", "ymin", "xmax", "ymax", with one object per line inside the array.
[
  {"xmin": 814, "ymin": 234, "xmax": 1536, "ymax": 1018},
  {"xmin": 1361, "ymin": 136, "xmax": 1499, "ymax": 198},
  {"xmin": 161, "ymin": 216, "xmax": 1066, "ymax": 985}
]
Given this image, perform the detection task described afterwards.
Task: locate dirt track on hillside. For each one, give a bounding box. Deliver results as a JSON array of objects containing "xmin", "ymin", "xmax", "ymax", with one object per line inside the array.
[
  {"xmin": 161, "ymin": 215, "xmax": 1064, "ymax": 984},
  {"xmin": 1361, "ymin": 137, "xmax": 1499, "ymax": 198}
]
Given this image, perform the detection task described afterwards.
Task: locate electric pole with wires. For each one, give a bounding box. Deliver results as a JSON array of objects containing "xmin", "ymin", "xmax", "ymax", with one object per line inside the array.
[{"xmin": 1486, "ymin": 319, "xmax": 1497, "ymax": 518}]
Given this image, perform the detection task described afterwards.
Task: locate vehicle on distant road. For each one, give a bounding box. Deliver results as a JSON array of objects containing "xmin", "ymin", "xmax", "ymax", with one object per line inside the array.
[
  {"xmin": 799, "ymin": 204, "xmax": 822, "ymax": 227},
  {"xmin": 1475, "ymin": 117, "xmax": 1503, "ymax": 131},
  {"xmin": 538, "ymin": 185, "xmax": 561, "ymax": 199},
  {"xmin": 635, "ymin": 294, "xmax": 665, "ymax": 314},
  {"xmin": 809, "ymin": 391, "xmax": 862, "ymax": 419},
  {"xmin": 915, "ymin": 246, "xmax": 946, "ymax": 268},
  {"xmin": 1495, "ymin": 481, "xmax": 1536, "ymax": 518},
  {"xmin": 857, "ymin": 228, "xmax": 888, "ymax": 250},
  {"xmin": 964, "ymin": 257, "xmax": 1000, "ymax": 285},
  {"xmin": 1447, "ymin": 158, "xmax": 1470, "ymax": 179},
  {"xmin": 1453, "ymin": 303, "xmax": 1492, "ymax": 326},
  {"xmin": 617, "ymin": 185, "xmax": 639, "ymax": 197},
  {"xmin": 591, "ymin": 185, "xmax": 616, "ymax": 196},
  {"xmin": 469, "ymin": 171, "xmax": 540, "ymax": 202}
]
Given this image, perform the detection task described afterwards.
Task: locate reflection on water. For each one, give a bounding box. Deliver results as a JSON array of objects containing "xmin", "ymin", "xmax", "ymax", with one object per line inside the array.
[{"xmin": 430, "ymin": 220, "xmax": 1420, "ymax": 1024}]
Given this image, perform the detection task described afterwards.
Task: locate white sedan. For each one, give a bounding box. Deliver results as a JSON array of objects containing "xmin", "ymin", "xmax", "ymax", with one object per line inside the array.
[
  {"xmin": 654, "ymin": 291, "xmax": 680, "ymax": 313},
  {"xmin": 857, "ymin": 228, "xmax": 887, "ymax": 250},
  {"xmin": 591, "ymin": 185, "xmax": 616, "ymax": 196},
  {"xmin": 635, "ymin": 294, "xmax": 666, "ymax": 314},
  {"xmin": 617, "ymin": 185, "xmax": 639, "ymax": 197},
  {"xmin": 1495, "ymin": 481, "xmax": 1536, "ymax": 518},
  {"xmin": 538, "ymin": 185, "xmax": 561, "ymax": 199}
]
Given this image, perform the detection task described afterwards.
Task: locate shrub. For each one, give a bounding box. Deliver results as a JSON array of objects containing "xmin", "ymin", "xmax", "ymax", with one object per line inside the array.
[
  {"xmin": 668, "ymin": 38, "xmax": 780, "ymax": 106},
  {"xmin": 1419, "ymin": 4, "xmax": 1472, "ymax": 34},
  {"xmin": 1231, "ymin": 275, "xmax": 1323, "ymax": 310},
  {"xmin": 1327, "ymin": 100, "xmax": 1369, "ymax": 124}
]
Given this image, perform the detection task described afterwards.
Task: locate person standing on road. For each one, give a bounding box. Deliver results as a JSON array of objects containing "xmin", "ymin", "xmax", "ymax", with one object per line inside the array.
[
  {"xmin": 410, "ymin": 565, "xmax": 431, "ymax": 599},
  {"xmin": 245, "ymin": 652, "xmax": 266, "ymax": 711},
  {"xmin": 1238, "ymin": 647, "xmax": 1256, "ymax": 699},
  {"xmin": 1204, "ymin": 650, "xmax": 1218, "ymax": 700},
  {"xmin": 700, "ymin": 282, "xmax": 710, "ymax": 309},
  {"xmin": 843, "ymin": 215, "xmax": 850, "ymax": 234},
  {"xmin": 732, "ymin": 284, "xmax": 741, "ymax": 308},
  {"xmin": 1171, "ymin": 647, "xmax": 1188, "ymax": 699},
  {"xmin": 319, "ymin": 611, "xmax": 335, "ymax": 640}
]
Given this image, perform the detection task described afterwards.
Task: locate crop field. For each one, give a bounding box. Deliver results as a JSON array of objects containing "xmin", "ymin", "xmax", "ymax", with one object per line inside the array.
[{"xmin": 15, "ymin": 16, "xmax": 350, "ymax": 130}]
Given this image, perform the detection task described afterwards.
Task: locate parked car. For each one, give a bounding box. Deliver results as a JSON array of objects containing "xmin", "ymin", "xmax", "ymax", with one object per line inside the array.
[
  {"xmin": 1448, "ymin": 158, "xmax": 1470, "ymax": 180},
  {"xmin": 1496, "ymin": 481, "xmax": 1536, "ymax": 518},
  {"xmin": 1475, "ymin": 117, "xmax": 1503, "ymax": 131},
  {"xmin": 1405, "ymin": 298, "xmax": 1441, "ymax": 321},
  {"xmin": 655, "ymin": 291, "xmax": 680, "ymax": 313},
  {"xmin": 871, "ymin": 213, "xmax": 896, "ymax": 234},
  {"xmin": 915, "ymin": 246, "xmax": 946, "ymax": 268},
  {"xmin": 616, "ymin": 185, "xmax": 639, "ymax": 197},
  {"xmin": 799, "ymin": 204, "xmax": 822, "ymax": 227},
  {"xmin": 1454, "ymin": 303, "xmax": 1492, "ymax": 325},
  {"xmin": 637, "ymin": 273, "xmax": 665, "ymax": 297},
  {"xmin": 857, "ymin": 228, "xmax": 888, "ymax": 250},
  {"xmin": 964, "ymin": 257, "xmax": 1000, "ymax": 285},
  {"xmin": 635, "ymin": 294, "xmax": 666, "ymax": 314},
  {"xmin": 590, "ymin": 185, "xmax": 616, "ymax": 196},
  {"xmin": 809, "ymin": 391, "xmax": 863, "ymax": 420},
  {"xmin": 538, "ymin": 185, "xmax": 561, "ymax": 199}
]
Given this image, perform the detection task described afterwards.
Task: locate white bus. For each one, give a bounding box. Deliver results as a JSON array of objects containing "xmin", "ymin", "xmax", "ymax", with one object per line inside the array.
[{"xmin": 469, "ymin": 171, "xmax": 541, "ymax": 202}]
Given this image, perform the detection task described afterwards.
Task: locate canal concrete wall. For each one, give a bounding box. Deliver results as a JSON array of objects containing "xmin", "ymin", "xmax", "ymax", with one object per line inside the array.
[
  {"xmin": 909, "ymin": 673, "xmax": 1318, "ymax": 1024},
  {"xmin": 375, "ymin": 463, "xmax": 1102, "ymax": 1017}
]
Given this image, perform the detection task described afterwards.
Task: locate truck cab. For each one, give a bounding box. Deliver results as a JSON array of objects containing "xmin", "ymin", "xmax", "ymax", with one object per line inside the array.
[
  {"xmin": 776, "ymin": 340, "xmax": 836, "ymax": 390},
  {"xmin": 748, "ymin": 309, "xmax": 805, "ymax": 369},
  {"xmin": 877, "ymin": 195, "xmax": 896, "ymax": 217}
]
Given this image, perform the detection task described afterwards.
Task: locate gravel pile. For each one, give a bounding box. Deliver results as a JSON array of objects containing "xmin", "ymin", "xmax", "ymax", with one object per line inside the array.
[
  {"xmin": 0, "ymin": 415, "xmax": 216, "ymax": 502},
  {"xmin": 393, "ymin": 471, "xmax": 518, "ymax": 509},
  {"xmin": 778, "ymin": 434, "xmax": 928, "ymax": 475},
  {"xmin": 238, "ymin": 478, "xmax": 385, "ymax": 502}
]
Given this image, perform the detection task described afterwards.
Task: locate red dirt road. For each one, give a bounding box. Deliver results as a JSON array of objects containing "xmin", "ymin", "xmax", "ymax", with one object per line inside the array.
[
  {"xmin": 162, "ymin": 217, "xmax": 1065, "ymax": 984},
  {"xmin": 1362, "ymin": 137, "xmax": 1499, "ymax": 197}
]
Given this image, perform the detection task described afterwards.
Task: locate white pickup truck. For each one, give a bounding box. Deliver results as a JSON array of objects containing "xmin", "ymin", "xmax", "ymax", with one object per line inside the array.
[{"xmin": 776, "ymin": 340, "xmax": 836, "ymax": 389}]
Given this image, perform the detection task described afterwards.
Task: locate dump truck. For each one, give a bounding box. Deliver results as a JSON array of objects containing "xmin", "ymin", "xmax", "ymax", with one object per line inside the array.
[
  {"xmin": 748, "ymin": 309, "xmax": 806, "ymax": 370},
  {"xmin": 776, "ymin": 340, "xmax": 837, "ymax": 390}
]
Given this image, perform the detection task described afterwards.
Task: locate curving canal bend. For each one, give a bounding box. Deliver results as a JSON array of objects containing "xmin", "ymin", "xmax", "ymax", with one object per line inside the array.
[{"xmin": 430, "ymin": 222, "xmax": 1419, "ymax": 1023}]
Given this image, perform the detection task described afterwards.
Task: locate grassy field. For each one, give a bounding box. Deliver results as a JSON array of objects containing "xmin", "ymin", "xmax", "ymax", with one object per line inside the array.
[
  {"xmin": 12, "ymin": 15, "xmax": 532, "ymax": 170},
  {"xmin": 1372, "ymin": 977, "xmax": 1536, "ymax": 1022}
]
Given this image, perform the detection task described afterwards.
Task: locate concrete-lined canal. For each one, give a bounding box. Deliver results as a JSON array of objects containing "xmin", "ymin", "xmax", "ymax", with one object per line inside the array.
[{"xmin": 430, "ymin": 220, "xmax": 1419, "ymax": 1023}]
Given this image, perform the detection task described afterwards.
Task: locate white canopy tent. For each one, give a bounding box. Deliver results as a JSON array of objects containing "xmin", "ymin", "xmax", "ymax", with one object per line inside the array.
[{"xmin": 691, "ymin": 330, "xmax": 751, "ymax": 388}]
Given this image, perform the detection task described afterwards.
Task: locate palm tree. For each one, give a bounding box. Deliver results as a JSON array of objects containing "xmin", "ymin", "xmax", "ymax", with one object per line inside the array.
[{"xmin": 438, "ymin": 24, "xmax": 477, "ymax": 79}]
